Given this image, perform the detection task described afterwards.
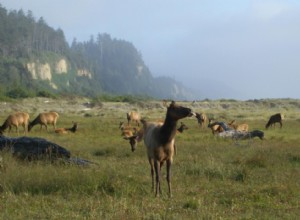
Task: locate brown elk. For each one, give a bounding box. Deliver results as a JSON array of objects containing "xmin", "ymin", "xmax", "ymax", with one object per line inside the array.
[
  {"xmin": 228, "ymin": 120, "xmax": 249, "ymax": 132},
  {"xmin": 126, "ymin": 120, "xmax": 189, "ymax": 154},
  {"xmin": 119, "ymin": 121, "xmax": 138, "ymax": 138},
  {"xmin": 265, "ymin": 113, "xmax": 284, "ymax": 129},
  {"xmin": 207, "ymin": 119, "xmax": 224, "ymax": 134},
  {"xmin": 28, "ymin": 111, "xmax": 59, "ymax": 132},
  {"xmin": 0, "ymin": 112, "xmax": 30, "ymax": 135},
  {"xmin": 195, "ymin": 112, "xmax": 207, "ymax": 128},
  {"xmin": 55, "ymin": 122, "xmax": 78, "ymax": 134},
  {"xmin": 126, "ymin": 111, "xmax": 140, "ymax": 126},
  {"xmin": 177, "ymin": 122, "xmax": 189, "ymax": 134},
  {"xmin": 141, "ymin": 101, "xmax": 195, "ymax": 197}
]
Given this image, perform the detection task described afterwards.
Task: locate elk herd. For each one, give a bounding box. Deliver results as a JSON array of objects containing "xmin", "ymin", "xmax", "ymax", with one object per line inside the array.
[
  {"xmin": 0, "ymin": 100, "xmax": 285, "ymax": 197},
  {"xmin": 0, "ymin": 111, "xmax": 77, "ymax": 136},
  {"xmin": 119, "ymin": 101, "xmax": 284, "ymax": 197}
]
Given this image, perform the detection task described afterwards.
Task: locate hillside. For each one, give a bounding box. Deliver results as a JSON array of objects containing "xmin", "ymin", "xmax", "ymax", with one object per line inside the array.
[{"xmin": 0, "ymin": 5, "xmax": 195, "ymax": 100}]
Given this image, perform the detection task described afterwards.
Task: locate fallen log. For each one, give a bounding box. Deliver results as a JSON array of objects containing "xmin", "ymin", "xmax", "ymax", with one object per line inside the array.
[
  {"xmin": 218, "ymin": 130, "xmax": 264, "ymax": 140},
  {"xmin": 0, "ymin": 135, "xmax": 71, "ymax": 160}
]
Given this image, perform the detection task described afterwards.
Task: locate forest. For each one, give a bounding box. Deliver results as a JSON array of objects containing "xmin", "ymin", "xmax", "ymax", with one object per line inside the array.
[{"xmin": 0, "ymin": 5, "xmax": 194, "ymax": 101}]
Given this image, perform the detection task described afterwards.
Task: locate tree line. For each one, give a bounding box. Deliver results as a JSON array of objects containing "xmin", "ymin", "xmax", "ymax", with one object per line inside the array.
[{"xmin": 0, "ymin": 4, "xmax": 193, "ymax": 100}]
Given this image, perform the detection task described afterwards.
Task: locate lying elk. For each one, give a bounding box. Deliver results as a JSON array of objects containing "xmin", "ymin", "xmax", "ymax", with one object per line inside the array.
[
  {"xmin": 265, "ymin": 113, "xmax": 284, "ymax": 129},
  {"xmin": 0, "ymin": 112, "xmax": 30, "ymax": 135},
  {"xmin": 228, "ymin": 120, "xmax": 249, "ymax": 132},
  {"xmin": 55, "ymin": 122, "xmax": 78, "ymax": 134},
  {"xmin": 28, "ymin": 111, "xmax": 59, "ymax": 132},
  {"xmin": 208, "ymin": 119, "xmax": 225, "ymax": 134}
]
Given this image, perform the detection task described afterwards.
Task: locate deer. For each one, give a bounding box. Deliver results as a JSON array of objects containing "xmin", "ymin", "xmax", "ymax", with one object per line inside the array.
[
  {"xmin": 195, "ymin": 112, "xmax": 207, "ymax": 128},
  {"xmin": 140, "ymin": 101, "xmax": 195, "ymax": 197},
  {"xmin": 28, "ymin": 111, "xmax": 59, "ymax": 132},
  {"xmin": 126, "ymin": 111, "xmax": 140, "ymax": 126},
  {"xmin": 0, "ymin": 112, "xmax": 30, "ymax": 135},
  {"xmin": 55, "ymin": 122, "xmax": 78, "ymax": 134},
  {"xmin": 265, "ymin": 113, "xmax": 284, "ymax": 129},
  {"xmin": 228, "ymin": 120, "xmax": 249, "ymax": 132}
]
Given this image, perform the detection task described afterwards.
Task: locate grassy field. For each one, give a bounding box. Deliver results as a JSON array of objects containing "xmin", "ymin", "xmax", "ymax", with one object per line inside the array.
[{"xmin": 0, "ymin": 98, "xmax": 300, "ymax": 219}]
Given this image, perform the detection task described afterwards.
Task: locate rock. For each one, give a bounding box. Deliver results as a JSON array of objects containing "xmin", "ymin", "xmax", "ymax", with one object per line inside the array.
[{"xmin": 0, "ymin": 135, "xmax": 71, "ymax": 160}]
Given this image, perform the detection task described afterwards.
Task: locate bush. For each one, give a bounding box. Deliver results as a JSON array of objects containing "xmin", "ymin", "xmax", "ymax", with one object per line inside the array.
[
  {"xmin": 6, "ymin": 87, "xmax": 31, "ymax": 99},
  {"xmin": 37, "ymin": 90, "xmax": 56, "ymax": 98}
]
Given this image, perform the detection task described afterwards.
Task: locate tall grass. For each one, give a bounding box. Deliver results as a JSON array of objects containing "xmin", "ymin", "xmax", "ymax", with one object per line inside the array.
[{"xmin": 1, "ymin": 99, "xmax": 300, "ymax": 219}]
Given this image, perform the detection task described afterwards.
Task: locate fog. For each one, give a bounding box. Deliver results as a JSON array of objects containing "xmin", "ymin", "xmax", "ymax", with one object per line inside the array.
[{"xmin": 2, "ymin": 0, "xmax": 300, "ymax": 100}]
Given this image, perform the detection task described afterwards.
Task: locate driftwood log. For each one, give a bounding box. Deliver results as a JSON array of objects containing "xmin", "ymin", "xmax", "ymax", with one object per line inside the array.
[
  {"xmin": 218, "ymin": 130, "xmax": 264, "ymax": 140},
  {"xmin": 0, "ymin": 135, "xmax": 71, "ymax": 160}
]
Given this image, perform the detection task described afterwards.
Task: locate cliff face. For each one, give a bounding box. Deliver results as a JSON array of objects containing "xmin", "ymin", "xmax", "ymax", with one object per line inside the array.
[{"xmin": 26, "ymin": 58, "xmax": 91, "ymax": 90}]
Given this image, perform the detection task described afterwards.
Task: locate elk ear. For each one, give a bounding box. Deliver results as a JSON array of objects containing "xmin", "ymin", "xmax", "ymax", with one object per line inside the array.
[{"xmin": 169, "ymin": 101, "xmax": 176, "ymax": 107}]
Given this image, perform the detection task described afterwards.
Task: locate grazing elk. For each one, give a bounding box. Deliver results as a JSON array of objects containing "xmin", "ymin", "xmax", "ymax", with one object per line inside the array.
[
  {"xmin": 119, "ymin": 121, "xmax": 138, "ymax": 138},
  {"xmin": 55, "ymin": 122, "xmax": 78, "ymax": 134},
  {"xmin": 141, "ymin": 101, "xmax": 195, "ymax": 197},
  {"xmin": 195, "ymin": 112, "xmax": 207, "ymax": 128},
  {"xmin": 123, "ymin": 126, "xmax": 145, "ymax": 152},
  {"xmin": 126, "ymin": 111, "xmax": 140, "ymax": 126},
  {"xmin": 228, "ymin": 120, "xmax": 249, "ymax": 132},
  {"xmin": 265, "ymin": 113, "xmax": 284, "ymax": 129},
  {"xmin": 28, "ymin": 111, "xmax": 59, "ymax": 132},
  {"xmin": 0, "ymin": 112, "xmax": 30, "ymax": 135}
]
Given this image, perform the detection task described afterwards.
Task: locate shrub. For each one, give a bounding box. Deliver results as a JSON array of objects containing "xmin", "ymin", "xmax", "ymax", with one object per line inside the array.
[{"xmin": 6, "ymin": 87, "xmax": 31, "ymax": 99}]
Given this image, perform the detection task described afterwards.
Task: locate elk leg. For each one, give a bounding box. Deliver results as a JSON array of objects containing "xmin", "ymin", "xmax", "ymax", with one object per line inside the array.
[
  {"xmin": 148, "ymin": 158, "xmax": 155, "ymax": 193},
  {"xmin": 154, "ymin": 160, "xmax": 161, "ymax": 197},
  {"xmin": 166, "ymin": 159, "xmax": 172, "ymax": 197}
]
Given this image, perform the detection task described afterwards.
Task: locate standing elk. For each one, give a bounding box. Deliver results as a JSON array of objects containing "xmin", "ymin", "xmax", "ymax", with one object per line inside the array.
[
  {"xmin": 265, "ymin": 113, "xmax": 284, "ymax": 129},
  {"xmin": 141, "ymin": 101, "xmax": 195, "ymax": 197},
  {"xmin": 28, "ymin": 111, "xmax": 59, "ymax": 132},
  {"xmin": 0, "ymin": 112, "xmax": 30, "ymax": 135},
  {"xmin": 195, "ymin": 113, "xmax": 207, "ymax": 128},
  {"xmin": 126, "ymin": 111, "xmax": 140, "ymax": 126},
  {"xmin": 123, "ymin": 120, "xmax": 189, "ymax": 153}
]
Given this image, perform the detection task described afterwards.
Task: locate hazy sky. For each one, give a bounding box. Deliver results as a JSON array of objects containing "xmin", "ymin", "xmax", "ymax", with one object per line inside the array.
[{"xmin": 1, "ymin": 0, "xmax": 300, "ymax": 100}]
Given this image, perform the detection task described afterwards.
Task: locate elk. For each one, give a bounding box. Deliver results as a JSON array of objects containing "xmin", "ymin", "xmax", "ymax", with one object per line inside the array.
[
  {"xmin": 125, "ymin": 120, "xmax": 189, "ymax": 154},
  {"xmin": 55, "ymin": 122, "xmax": 78, "ymax": 134},
  {"xmin": 265, "ymin": 113, "xmax": 284, "ymax": 129},
  {"xmin": 28, "ymin": 111, "xmax": 59, "ymax": 132},
  {"xmin": 141, "ymin": 101, "xmax": 194, "ymax": 197},
  {"xmin": 0, "ymin": 112, "xmax": 30, "ymax": 135},
  {"xmin": 195, "ymin": 112, "xmax": 207, "ymax": 128},
  {"xmin": 119, "ymin": 121, "xmax": 138, "ymax": 137},
  {"xmin": 177, "ymin": 122, "xmax": 189, "ymax": 134},
  {"xmin": 126, "ymin": 111, "xmax": 141, "ymax": 126},
  {"xmin": 207, "ymin": 119, "xmax": 225, "ymax": 134},
  {"xmin": 123, "ymin": 126, "xmax": 145, "ymax": 152},
  {"xmin": 228, "ymin": 120, "xmax": 249, "ymax": 132}
]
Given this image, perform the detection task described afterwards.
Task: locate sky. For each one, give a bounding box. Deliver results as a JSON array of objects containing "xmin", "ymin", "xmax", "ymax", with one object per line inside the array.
[{"xmin": 1, "ymin": 0, "xmax": 300, "ymax": 100}]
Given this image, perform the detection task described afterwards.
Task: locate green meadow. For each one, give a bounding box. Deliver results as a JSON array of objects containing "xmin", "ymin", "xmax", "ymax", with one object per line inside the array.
[{"xmin": 0, "ymin": 98, "xmax": 300, "ymax": 219}]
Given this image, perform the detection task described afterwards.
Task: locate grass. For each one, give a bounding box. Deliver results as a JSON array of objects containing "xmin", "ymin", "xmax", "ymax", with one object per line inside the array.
[{"xmin": 0, "ymin": 98, "xmax": 300, "ymax": 219}]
